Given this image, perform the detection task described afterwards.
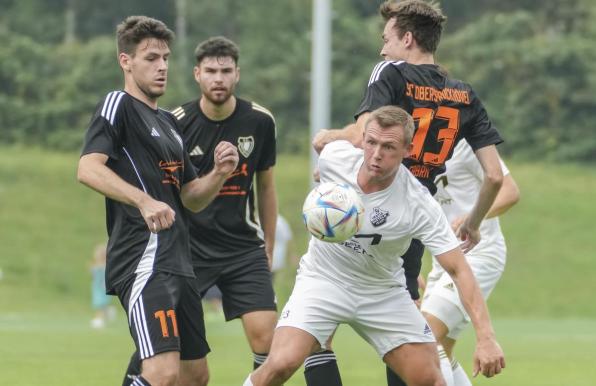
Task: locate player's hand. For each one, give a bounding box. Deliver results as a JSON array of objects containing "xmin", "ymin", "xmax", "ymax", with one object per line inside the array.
[
  {"xmin": 455, "ymin": 217, "xmax": 481, "ymax": 253},
  {"xmin": 473, "ymin": 337, "xmax": 506, "ymax": 378},
  {"xmin": 213, "ymin": 141, "xmax": 239, "ymax": 177},
  {"xmin": 138, "ymin": 196, "xmax": 176, "ymax": 233},
  {"xmin": 450, "ymin": 215, "xmax": 466, "ymax": 233},
  {"xmin": 312, "ymin": 129, "xmax": 333, "ymax": 153}
]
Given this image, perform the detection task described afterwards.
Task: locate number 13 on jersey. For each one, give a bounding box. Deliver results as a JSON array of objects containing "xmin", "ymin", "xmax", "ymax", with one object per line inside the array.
[{"xmin": 409, "ymin": 106, "xmax": 460, "ymax": 166}]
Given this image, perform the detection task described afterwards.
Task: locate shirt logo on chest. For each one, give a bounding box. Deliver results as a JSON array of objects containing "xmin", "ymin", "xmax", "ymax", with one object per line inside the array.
[
  {"xmin": 150, "ymin": 127, "xmax": 160, "ymax": 137},
  {"xmin": 189, "ymin": 145, "xmax": 204, "ymax": 157},
  {"xmin": 238, "ymin": 136, "xmax": 255, "ymax": 158},
  {"xmin": 370, "ymin": 207, "xmax": 390, "ymax": 227}
]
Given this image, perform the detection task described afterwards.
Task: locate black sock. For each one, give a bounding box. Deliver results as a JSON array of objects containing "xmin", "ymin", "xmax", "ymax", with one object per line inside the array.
[
  {"xmin": 304, "ymin": 350, "xmax": 342, "ymax": 386},
  {"xmin": 386, "ymin": 366, "xmax": 407, "ymax": 386},
  {"xmin": 132, "ymin": 375, "xmax": 152, "ymax": 386},
  {"xmin": 122, "ymin": 351, "xmax": 142, "ymax": 386},
  {"xmin": 253, "ymin": 352, "xmax": 268, "ymax": 370}
]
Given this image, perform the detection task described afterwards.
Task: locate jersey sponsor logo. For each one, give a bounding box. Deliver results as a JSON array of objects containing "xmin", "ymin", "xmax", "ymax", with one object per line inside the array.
[
  {"xmin": 159, "ymin": 160, "xmax": 183, "ymax": 189},
  {"xmin": 409, "ymin": 164, "xmax": 431, "ymax": 179},
  {"xmin": 370, "ymin": 207, "xmax": 389, "ymax": 227},
  {"xmin": 150, "ymin": 127, "xmax": 160, "ymax": 137},
  {"xmin": 238, "ymin": 136, "xmax": 255, "ymax": 158},
  {"xmin": 405, "ymin": 82, "xmax": 471, "ymax": 105},
  {"xmin": 189, "ymin": 145, "xmax": 204, "ymax": 157}
]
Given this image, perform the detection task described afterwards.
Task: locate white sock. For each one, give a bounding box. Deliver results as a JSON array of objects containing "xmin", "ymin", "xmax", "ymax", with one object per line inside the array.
[
  {"xmin": 438, "ymin": 345, "xmax": 454, "ymax": 386},
  {"xmin": 243, "ymin": 373, "xmax": 254, "ymax": 386},
  {"xmin": 451, "ymin": 359, "xmax": 472, "ymax": 386}
]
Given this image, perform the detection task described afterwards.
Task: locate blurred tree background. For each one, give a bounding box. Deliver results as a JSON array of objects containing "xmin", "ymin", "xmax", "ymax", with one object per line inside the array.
[{"xmin": 0, "ymin": 0, "xmax": 594, "ymax": 161}]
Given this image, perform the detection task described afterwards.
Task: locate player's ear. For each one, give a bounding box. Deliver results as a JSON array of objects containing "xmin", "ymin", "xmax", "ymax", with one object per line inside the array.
[
  {"xmin": 193, "ymin": 65, "xmax": 201, "ymax": 83},
  {"xmin": 235, "ymin": 66, "xmax": 240, "ymax": 83},
  {"xmin": 119, "ymin": 52, "xmax": 132, "ymax": 72},
  {"xmin": 403, "ymin": 31, "xmax": 414, "ymax": 48}
]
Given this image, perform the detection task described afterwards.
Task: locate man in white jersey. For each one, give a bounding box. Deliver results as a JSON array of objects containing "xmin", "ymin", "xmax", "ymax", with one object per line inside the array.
[
  {"xmin": 421, "ymin": 140, "xmax": 519, "ymax": 385},
  {"xmin": 242, "ymin": 106, "xmax": 505, "ymax": 386}
]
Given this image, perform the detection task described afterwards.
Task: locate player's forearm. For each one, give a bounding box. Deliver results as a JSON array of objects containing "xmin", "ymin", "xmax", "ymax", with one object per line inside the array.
[
  {"xmin": 467, "ymin": 172, "xmax": 502, "ymax": 228},
  {"xmin": 78, "ymin": 153, "xmax": 149, "ymax": 208},
  {"xmin": 485, "ymin": 174, "xmax": 520, "ymax": 219},
  {"xmin": 181, "ymin": 170, "xmax": 227, "ymax": 213}
]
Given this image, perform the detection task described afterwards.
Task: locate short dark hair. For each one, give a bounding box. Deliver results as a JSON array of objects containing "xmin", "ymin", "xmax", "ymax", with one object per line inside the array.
[
  {"xmin": 380, "ymin": 1, "xmax": 446, "ymax": 54},
  {"xmin": 366, "ymin": 106, "xmax": 415, "ymax": 144},
  {"xmin": 194, "ymin": 36, "xmax": 240, "ymax": 65},
  {"xmin": 116, "ymin": 16, "xmax": 174, "ymax": 56}
]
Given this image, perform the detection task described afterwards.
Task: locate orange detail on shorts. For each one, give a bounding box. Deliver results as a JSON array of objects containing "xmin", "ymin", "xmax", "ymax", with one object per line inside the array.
[{"xmin": 154, "ymin": 310, "xmax": 169, "ymax": 338}]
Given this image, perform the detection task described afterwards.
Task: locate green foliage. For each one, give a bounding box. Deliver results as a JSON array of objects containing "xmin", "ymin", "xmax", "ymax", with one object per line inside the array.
[
  {"xmin": 439, "ymin": 5, "xmax": 596, "ymax": 162},
  {"xmin": 1, "ymin": 0, "xmax": 595, "ymax": 160}
]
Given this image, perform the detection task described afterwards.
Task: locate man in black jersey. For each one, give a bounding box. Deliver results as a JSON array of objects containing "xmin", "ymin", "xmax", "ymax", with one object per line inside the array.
[
  {"xmin": 122, "ymin": 36, "xmax": 279, "ymax": 384},
  {"xmin": 77, "ymin": 17, "xmax": 239, "ymax": 386},
  {"xmin": 309, "ymin": 1, "xmax": 505, "ymax": 385}
]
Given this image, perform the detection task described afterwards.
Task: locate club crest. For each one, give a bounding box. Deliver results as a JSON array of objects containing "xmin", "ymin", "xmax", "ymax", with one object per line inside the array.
[
  {"xmin": 238, "ymin": 136, "xmax": 255, "ymax": 158},
  {"xmin": 370, "ymin": 207, "xmax": 389, "ymax": 227}
]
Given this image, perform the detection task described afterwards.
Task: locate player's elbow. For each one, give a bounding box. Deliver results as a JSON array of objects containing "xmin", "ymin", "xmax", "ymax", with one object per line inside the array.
[{"xmin": 485, "ymin": 168, "xmax": 504, "ymax": 191}]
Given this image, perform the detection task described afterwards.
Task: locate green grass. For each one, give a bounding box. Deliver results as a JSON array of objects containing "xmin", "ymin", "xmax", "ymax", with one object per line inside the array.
[
  {"xmin": 1, "ymin": 311, "xmax": 595, "ymax": 385},
  {"xmin": 1, "ymin": 145, "xmax": 596, "ymax": 384}
]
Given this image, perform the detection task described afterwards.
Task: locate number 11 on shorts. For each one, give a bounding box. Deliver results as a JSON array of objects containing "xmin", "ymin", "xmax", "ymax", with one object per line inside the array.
[{"xmin": 154, "ymin": 309, "xmax": 179, "ymax": 338}]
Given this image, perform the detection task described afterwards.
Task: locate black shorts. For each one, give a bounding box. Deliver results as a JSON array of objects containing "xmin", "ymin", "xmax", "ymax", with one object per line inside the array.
[
  {"xmin": 116, "ymin": 271, "xmax": 210, "ymax": 360},
  {"xmin": 402, "ymin": 239, "xmax": 425, "ymax": 300},
  {"xmin": 194, "ymin": 251, "xmax": 277, "ymax": 321}
]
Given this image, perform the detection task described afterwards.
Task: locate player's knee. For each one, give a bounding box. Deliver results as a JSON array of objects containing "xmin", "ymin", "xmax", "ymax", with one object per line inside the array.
[
  {"xmin": 408, "ymin": 370, "xmax": 446, "ymax": 386},
  {"xmin": 179, "ymin": 365, "xmax": 209, "ymax": 386},
  {"xmin": 265, "ymin": 353, "xmax": 302, "ymax": 381},
  {"xmin": 144, "ymin": 368, "xmax": 178, "ymax": 386}
]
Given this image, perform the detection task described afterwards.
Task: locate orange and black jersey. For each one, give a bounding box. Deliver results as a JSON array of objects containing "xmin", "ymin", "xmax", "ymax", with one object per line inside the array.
[
  {"xmin": 355, "ymin": 61, "xmax": 503, "ymax": 194},
  {"xmin": 171, "ymin": 98, "xmax": 276, "ymax": 266},
  {"xmin": 82, "ymin": 91, "xmax": 198, "ymax": 294}
]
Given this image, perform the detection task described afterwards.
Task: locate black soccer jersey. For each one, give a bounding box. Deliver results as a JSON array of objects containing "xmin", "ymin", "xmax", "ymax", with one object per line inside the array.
[
  {"xmin": 171, "ymin": 98, "xmax": 277, "ymax": 266},
  {"xmin": 82, "ymin": 91, "xmax": 198, "ymax": 293},
  {"xmin": 356, "ymin": 61, "xmax": 503, "ymax": 194}
]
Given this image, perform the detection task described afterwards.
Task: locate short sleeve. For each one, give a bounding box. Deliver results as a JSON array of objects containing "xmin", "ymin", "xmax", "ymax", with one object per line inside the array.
[
  {"xmin": 411, "ymin": 193, "xmax": 460, "ymax": 257},
  {"xmin": 81, "ymin": 92, "xmax": 125, "ymax": 159},
  {"xmin": 354, "ymin": 61, "xmax": 405, "ymax": 119},
  {"xmin": 182, "ymin": 148, "xmax": 198, "ymax": 184},
  {"xmin": 463, "ymin": 88, "xmax": 503, "ymax": 151},
  {"xmin": 257, "ymin": 114, "xmax": 277, "ymax": 171}
]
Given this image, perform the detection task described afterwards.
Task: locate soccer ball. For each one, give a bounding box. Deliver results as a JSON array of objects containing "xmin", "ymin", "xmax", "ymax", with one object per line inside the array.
[{"xmin": 302, "ymin": 182, "xmax": 365, "ymax": 243}]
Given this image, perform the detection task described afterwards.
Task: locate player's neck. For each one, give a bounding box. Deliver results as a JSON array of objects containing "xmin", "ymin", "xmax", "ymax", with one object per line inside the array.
[
  {"xmin": 405, "ymin": 51, "xmax": 435, "ymax": 66},
  {"xmin": 200, "ymin": 96, "xmax": 236, "ymax": 121},
  {"xmin": 357, "ymin": 167, "xmax": 395, "ymax": 194},
  {"xmin": 124, "ymin": 84, "xmax": 159, "ymax": 110}
]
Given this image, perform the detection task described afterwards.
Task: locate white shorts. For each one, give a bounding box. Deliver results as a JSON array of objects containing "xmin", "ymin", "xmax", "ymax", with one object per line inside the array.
[
  {"xmin": 421, "ymin": 249, "xmax": 506, "ymax": 339},
  {"xmin": 277, "ymin": 272, "xmax": 435, "ymax": 357}
]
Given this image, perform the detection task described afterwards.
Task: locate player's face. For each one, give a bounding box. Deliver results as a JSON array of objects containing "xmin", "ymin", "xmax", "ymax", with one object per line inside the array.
[
  {"xmin": 121, "ymin": 38, "xmax": 170, "ymax": 102},
  {"xmin": 194, "ymin": 56, "xmax": 239, "ymax": 105},
  {"xmin": 362, "ymin": 121, "xmax": 412, "ymax": 183},
  {"xmin": 380, "ymin": 18, "xmax": 407, "ymax": 61}
]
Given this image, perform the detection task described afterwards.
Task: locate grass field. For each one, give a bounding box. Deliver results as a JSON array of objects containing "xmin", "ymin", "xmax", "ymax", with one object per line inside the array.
[{"xmin": 1, "ymin": 146, "xmax": 596, "ymax": 385}]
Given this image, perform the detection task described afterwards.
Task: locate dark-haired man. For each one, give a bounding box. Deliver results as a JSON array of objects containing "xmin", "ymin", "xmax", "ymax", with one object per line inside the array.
[
  {"xmin": 78, "ymin": 17, "xmax": 238, "ymax": 386},
  {"xmin": 123, "ymin": 36, "xmax": 278, "ymax": 384}
]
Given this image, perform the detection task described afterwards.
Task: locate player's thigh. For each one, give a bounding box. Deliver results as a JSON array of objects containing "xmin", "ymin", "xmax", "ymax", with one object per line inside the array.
[
  {"xmin": 241, "ymin": 309, "xmax": 278, "ymax": 350},
  {"xmin": 384, "ymin": 342, "xmax": 444, "ymax": 386},
  {"xmin": 116, "ymin": 271, "xmax": 184, "ymax": 360},
  {"xmin": 178, "ymin": 277, "xmax": 211, "ymax": 360},
  {"xmin": 277, "ymin": 273, "xmax": 353, "ymax": 350},
  {"xmin": 351, "ymin": 286, "xmax": 435, "ymax": 358},
  {"xmin": 218, "ymin": 253, "xmax": 277, "ymax": 321}
]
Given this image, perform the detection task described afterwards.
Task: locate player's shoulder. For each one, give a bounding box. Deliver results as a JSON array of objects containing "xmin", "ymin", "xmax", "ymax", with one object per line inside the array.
[
  {"xmin": 367, "ymin": 60, "xmax": 406, "ymax": 85},
  {"xmin": 320, "ymin": 140, "xmax": 361, "ymax": 167},
  {"xmin": 244, "ymin": 98, "xmax": 276, "ymax": 123},
  {"xmin": 170, "ymin": 99, "xmax": 199, "ymax": 122},
  {"xmin": 97, "ymin": 90, "xmax": 128, "ymax": 125}
]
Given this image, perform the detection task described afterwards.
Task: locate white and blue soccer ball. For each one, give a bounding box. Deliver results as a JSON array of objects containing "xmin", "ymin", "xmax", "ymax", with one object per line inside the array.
[{"xmin": 302, "ymin": 182, "xmax": 365, "ymax": 243}]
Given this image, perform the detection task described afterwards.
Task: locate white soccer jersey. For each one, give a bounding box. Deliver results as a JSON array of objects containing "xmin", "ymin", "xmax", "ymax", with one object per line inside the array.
[
  {"xmin": 299, "ymin": 140, "xmax": 460, "ymax": 291},
  {"xmin": 433, "ymin": 140, "xmax": 510, "ymax": 263}
]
